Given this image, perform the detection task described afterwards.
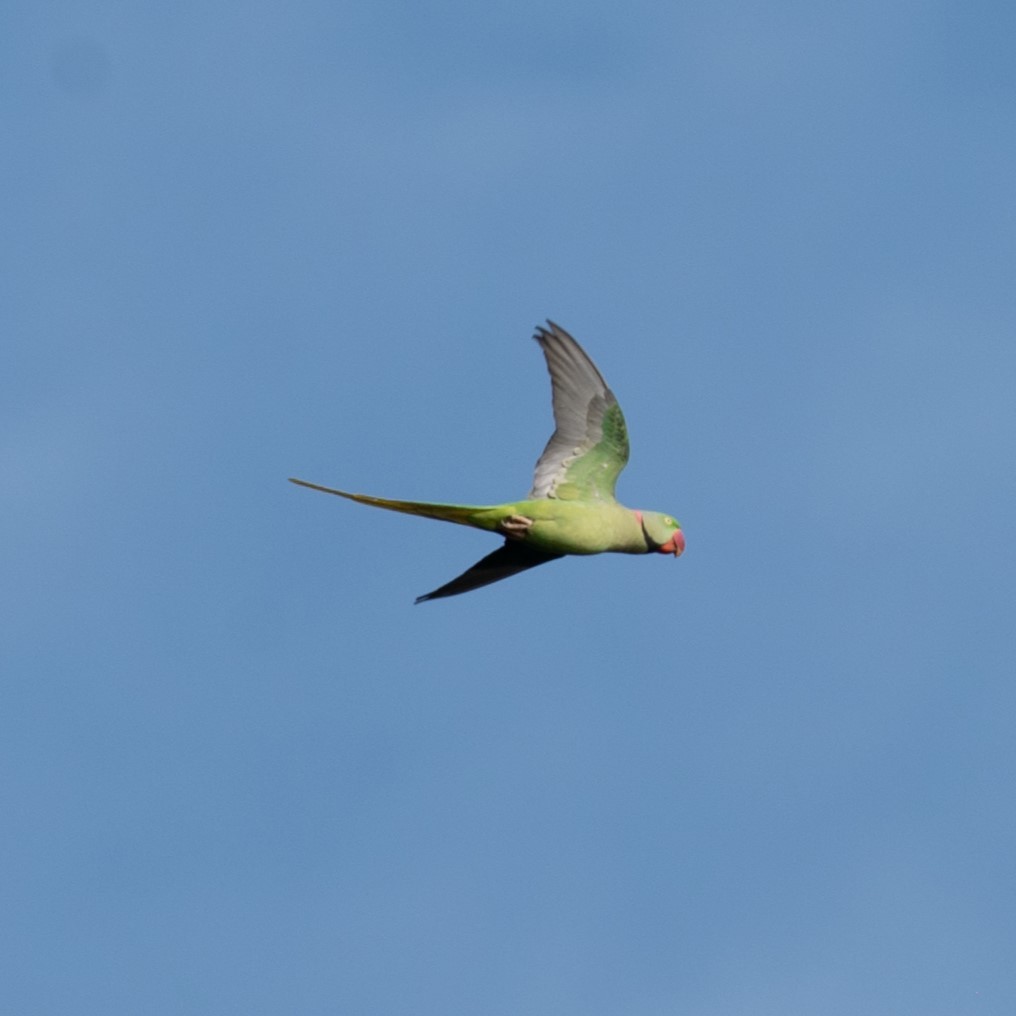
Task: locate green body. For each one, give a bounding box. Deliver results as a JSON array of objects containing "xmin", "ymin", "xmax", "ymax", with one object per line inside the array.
[
  {"xmin": 291, "ymin": 484, "xmax": 654, "ymax": 556},
  {"xmin": 447, "ymin": 497, "xmax": 649, "ymax": 555}
]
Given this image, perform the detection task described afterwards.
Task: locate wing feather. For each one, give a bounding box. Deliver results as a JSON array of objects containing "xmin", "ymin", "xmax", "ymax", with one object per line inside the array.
[
  {"xmin": 415, "ymin": 541, "xmax": 563, "ymax": 603},
  {"xmin": 529, "ymin": 322, "xmax": 629, "ymax": 501}
]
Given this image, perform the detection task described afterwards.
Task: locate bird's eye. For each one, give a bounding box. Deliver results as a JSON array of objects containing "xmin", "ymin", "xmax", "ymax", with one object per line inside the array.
[{"xmin": 664, "ymin": 516, "xmax": 674, "ymax": 527}]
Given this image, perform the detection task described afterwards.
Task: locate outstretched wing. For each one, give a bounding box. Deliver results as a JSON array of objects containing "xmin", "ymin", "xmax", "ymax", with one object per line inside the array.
[
  {"xmin": 415, "ymin": 541, "xmax": 563, "ymax": 604},
  {"xmin": 529, "ymin": 322, "xmax": 630, "ymax": 501}
]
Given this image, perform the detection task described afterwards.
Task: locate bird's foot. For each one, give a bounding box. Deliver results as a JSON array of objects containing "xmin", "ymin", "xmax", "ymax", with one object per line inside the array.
[{"xmin": 499, "ymin": 514, "xmax": 534, "ymax": 539}]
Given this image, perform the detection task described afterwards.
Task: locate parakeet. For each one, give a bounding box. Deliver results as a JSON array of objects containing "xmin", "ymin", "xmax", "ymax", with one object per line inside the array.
[{"xmin": 291, "ymin": 321, "xmax": 685, "ymax": 602}]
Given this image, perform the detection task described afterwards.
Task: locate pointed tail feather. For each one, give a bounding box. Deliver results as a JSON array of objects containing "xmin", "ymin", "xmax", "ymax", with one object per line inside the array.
[
  {"xmin": 289, "ymin": 478, "xmax": 497, "ymax": 530},
  {"xmin": 415, "ymin": 541, "xmax": 563, "ymax": 603}
]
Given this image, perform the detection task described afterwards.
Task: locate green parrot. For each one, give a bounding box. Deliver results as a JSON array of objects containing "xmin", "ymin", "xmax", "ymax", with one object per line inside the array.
[{"xmin": 291, "ymin": 321, "xmax": 685, "ymax": 602}]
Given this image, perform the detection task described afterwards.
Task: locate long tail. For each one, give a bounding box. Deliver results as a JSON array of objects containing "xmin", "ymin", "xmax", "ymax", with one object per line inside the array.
[{"xmin": 288, "ymin": 477, "xmax": 501, "ymax": 532}]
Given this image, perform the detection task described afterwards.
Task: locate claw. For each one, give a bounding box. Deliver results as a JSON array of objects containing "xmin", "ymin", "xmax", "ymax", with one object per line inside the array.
[{"xmin": 499, "ymin": 514, "xmax": 534, "ymax": 539}]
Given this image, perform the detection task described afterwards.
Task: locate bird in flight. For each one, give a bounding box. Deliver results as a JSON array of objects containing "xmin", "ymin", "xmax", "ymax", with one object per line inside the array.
[{"xmin": 291, "ymin": 321, "xmax": 685, "ymax": 602}]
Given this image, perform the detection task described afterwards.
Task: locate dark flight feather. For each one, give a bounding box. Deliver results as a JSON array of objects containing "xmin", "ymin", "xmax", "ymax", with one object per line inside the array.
[{"xmin": 415, "ymin": 541, "xmax": 563, "ymax": 604}]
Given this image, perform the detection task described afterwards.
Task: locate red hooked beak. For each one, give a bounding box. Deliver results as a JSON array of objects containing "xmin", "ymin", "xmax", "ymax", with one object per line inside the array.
[{"xmin": 658, "ymin": 529, "xmax": 685, "ymax": 557}]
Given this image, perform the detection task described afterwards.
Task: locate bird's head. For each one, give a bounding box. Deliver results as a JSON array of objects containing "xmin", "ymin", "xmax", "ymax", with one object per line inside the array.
[{"xmin": 638, "ymin": 511, "xmax": 686, "ymax": 557}]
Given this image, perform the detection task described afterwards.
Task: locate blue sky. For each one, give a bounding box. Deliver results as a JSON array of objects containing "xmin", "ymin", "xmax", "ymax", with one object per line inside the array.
[{"xmin": 4, "ymin": 3, "xmax": 1015, "ymax": 1013}]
